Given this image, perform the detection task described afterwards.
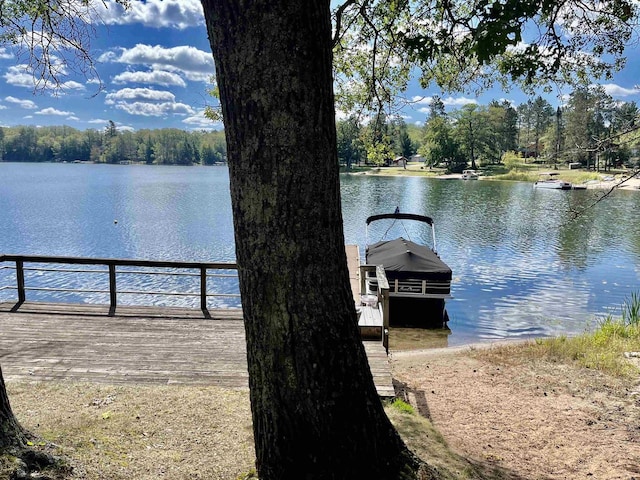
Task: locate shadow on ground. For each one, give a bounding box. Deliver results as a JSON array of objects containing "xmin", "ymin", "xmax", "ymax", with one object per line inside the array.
[{"xmin": 391, "ymin": 379, "xmax": 547, "ymax": 480}]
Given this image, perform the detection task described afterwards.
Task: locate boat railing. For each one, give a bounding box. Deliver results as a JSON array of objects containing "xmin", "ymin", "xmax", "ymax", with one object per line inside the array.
[
  {"xmin": 365, "ymin": 212, "xmax": 438, "ymax": 255},
  {"xmin": 0, "ymin": 254, "xmax": 239, "ymax": 313},
  {"xmin": 359, "ymin": 263, "xmax": 390, "ymax": 351}
]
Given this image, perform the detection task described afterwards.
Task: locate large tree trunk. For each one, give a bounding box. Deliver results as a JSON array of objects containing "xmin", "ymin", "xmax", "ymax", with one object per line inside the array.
[
  {"xmin": 0, "ymin": 366, "xmax": 28, "ymax": 449},
  {"xmin": 201, "ymin": 1, "xmax": 429, "ymax": 478},
  {"xmin": 1, "ymin": 366, "xmax": 61, "ymax": 478}
]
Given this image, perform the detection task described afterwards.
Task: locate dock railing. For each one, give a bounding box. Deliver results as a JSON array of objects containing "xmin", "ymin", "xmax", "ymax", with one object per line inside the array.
[
  {"xmin": 0, "ymin": 254, "xmax": 239, "ymax": 313},
  {"xmin": 359, "ymin": 264, "xmax": 390, "ymax": 351}
]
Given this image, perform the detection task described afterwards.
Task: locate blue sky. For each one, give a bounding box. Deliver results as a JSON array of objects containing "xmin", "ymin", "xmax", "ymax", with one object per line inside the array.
[{"xmin": 0, "ymin": 0, "xmax": 639, "ymax": 132}]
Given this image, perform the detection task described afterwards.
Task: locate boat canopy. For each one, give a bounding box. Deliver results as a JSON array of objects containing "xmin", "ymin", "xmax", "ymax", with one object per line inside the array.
[
  {"xmin": 366, "ymin": 238, "xmax": 452, "ymax": 281},
  {"xmin": 366, "ymin": 213, "xmax": 433, "ymax": 226}
]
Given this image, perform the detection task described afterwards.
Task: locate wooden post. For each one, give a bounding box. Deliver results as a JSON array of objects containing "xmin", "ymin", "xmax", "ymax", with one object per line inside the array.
[
  {"xmin": 200, "ymin": 267, "xmax": 207, "ymax": 311},
  {"xmin": 108, "ymin": 264, "xmax": 117, "ymax": 312},
  {"xmin": 375, "ymin": 265, "xmax": 390, "ymax": 352},
  {"xmin": 16, "ymin": 260, "xmax": 25, "ymax": 303},
  {"xmin": 359, "ymin": 265, "xmax": 366, "ymax": 298}
]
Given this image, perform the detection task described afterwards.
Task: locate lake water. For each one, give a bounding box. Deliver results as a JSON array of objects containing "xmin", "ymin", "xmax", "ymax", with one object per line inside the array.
[{"xmin": 1, "ymin": 162, "xmax": 639, "ymax": 346}]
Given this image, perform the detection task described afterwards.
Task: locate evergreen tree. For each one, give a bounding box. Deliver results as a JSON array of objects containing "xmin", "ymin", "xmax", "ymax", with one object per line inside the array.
[
  {"xmin": 419, "ymin": 100, "xmax": 460, "ymax": 169},
  {"xmin": 530, "ymin": 96, "xmax": 554, "ymax": 159},
  {"xmin": 336, "ymin": 115, "xmax": 364, "ymax": 168}
]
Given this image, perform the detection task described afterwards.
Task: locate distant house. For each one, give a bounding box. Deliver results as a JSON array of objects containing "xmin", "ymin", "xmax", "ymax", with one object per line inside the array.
[
  {"xmin": 519, "ymin": 141, "xmax": 545, "ymax": 160},
  {"xmin": 392, "ymin": 156, "xmax": 408, "ymax": 168}
]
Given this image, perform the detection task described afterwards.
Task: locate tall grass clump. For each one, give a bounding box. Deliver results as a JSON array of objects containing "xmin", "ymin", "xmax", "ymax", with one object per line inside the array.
[
  {"xmin": 621, "ymin": 291, "xmax": 640, "ymax": 326},
  {"xmin": 537, "ymin": 293, "xmax": 640, "ymax": 376},
  {"xmin": 492, "ymin": 171, "xmax": 539, "ymax": 182},
  {"xmin": 565, "ymin": 171, "xmax": 601, "ymax": 184}
]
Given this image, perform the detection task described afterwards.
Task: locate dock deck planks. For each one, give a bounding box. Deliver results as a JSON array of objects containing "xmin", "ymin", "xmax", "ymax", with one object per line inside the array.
[
  {"xmin": 0, "ymin": 301, "xmax": 394, "ymax": 397},
  {"xmin": 345, "ymin": 244, "xmax": 361, "ymax": 304}
]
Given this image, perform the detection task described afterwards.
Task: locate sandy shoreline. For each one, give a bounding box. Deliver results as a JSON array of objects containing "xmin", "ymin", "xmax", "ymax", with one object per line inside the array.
[
  {"xmin": 392, "ymin": 345, "xmax": 640, "ymax": 480},
  {"xmin": 583, "ymin": 176, "xmax": 640, "ymax": 190},
  {"xmin": 347, "ymin": 167, "xmax": 640, "ymax": 191}
]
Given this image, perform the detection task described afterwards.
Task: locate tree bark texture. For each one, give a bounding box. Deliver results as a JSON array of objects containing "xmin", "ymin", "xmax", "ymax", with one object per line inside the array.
[
  {"xmin": 201, "ymin": 1, "xmax": 423, "ymax": 478},
  {"xmin": 0, "ymin": 366, "xmax": 28, "ymax": 449}
]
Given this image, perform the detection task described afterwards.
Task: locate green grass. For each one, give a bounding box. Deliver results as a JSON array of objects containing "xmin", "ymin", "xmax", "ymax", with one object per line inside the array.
[
  {"xmin": 533, "ymin": 292, "xmax": 640, "ymax": 377},
  {"xmin": 490, "ymin": 171, "xmax": 539, "ymax": 182},
  {"xmin": 562, "ymin": 171, "xmax": 601, "ymax": 184},
  {"xmin": 471, "ymin": 292, "xmax": 640, "ymax": 378},
  {"xmin": 339, "ymin": 165, "xmax": 374, "ymax": 173},
  {"xmin": 622, "ymin": 291, "xmax": 640, "ymax": 326},
  {"xmin": 388, "ymin": 398, "xmax": 415, "ymax": 415},
  {"xmin": 489, "ymin": 168, "xmax": 604, "ymax": 184}
]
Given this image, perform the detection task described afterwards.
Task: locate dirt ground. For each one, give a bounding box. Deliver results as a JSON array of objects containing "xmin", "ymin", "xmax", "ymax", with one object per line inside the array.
[
  {"xmin": 5, "ymin": 342, "xmax": 640, "ymax": 480},
  {"xmin": 392, "ymin": 346, "xmax": 640, "ymax": 480}
]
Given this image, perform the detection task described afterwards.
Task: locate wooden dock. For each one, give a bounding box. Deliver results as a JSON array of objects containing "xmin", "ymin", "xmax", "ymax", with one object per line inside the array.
[
  {"xmin": 346, "ymin": 245, "xmax": 386, "ymax": 341},
  {"xmin": 0, "ymin": 301, "xmax": 394, "ymax": 397},
  {"xmin": 345, "ymin": 244, "xmax": 361, "ymax": 304}
]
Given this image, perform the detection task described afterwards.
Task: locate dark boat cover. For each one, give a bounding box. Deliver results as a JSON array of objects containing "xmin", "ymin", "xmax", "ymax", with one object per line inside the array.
[{"xmin": 366, "ymin": 238, "xmax": 452, "ymax": 281}]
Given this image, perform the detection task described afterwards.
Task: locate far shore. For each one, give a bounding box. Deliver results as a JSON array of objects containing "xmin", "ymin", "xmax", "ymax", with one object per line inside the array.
[{"xmin": 344, "ymin": 163, "xmax": 640, "ymax": 191}]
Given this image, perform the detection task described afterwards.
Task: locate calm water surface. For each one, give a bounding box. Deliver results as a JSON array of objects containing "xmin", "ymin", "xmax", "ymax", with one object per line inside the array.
[{"xmin": 2, "ymin": 163, "xmax": 639, "ymax": 346}]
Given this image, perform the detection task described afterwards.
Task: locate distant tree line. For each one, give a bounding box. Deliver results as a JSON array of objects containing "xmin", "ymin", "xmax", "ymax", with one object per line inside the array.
[
  {"xmin": 0, "ymin": 120, "xmax": 227, "ymax": 165},
  {"xmin": 336, "ymin": 86, "xmax": 640, "ymax": 172},
  {"xmin": 2, "ymin": 86, "xmax": 638, "ymax": 172}
]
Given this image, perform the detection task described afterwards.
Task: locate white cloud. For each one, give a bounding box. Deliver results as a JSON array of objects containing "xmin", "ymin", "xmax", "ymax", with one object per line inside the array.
[
  {"xmin": 497, "ymin": 97, "xmax": 516, "ymax": 108},
  {"xmin": 599, "ymin": 83, "xmax": 640, "ymax": 97},
  {"xmin": 182, "ymin": 109, "xmax": 222, "ymax": 129},
  {"xmin": 97, "ymin": 51, "xmax": 118, "ymax": 63},
  {"xmin": 105, "ymin": 87, "xmax": 195, "ymax": 117},
  {"xmin": 61, "ymin": 80, "xmax": 86, "ymax": 91},
  {"xmin": 100, "ymin": 44, "xmax": 214, "ymax": 82},
  {"xmin": 443, "ymin": 96, "xmax": 478, "ymax": 107},
  {"xmin": 413, "ymin": 95, "xmax": 478, "ymax": 106},
  {"xmin": 105, "ymin": 87, "xmax": 177, "ymax": 104},
  {"xmin": 114, "ymin": 101, "xmax": 195, "ymax": 117},
  {"xmin": 112, "ymin": 69, "xmax": 187, "ymax": 87},
  {"xmin": 4, "ymin": 64, "xmax": 84, "ymax": 93},
  {"xmin": 94, "ymin": 0, "xmax": 204, "ymax": 29},
  {"xmin": 88, "ymin": 118, "xmax": 111, "ymax": 124},
  {"xmin": 335, "ymin": 109, "xmax": 350, "ymax": 121},
  {"xmin": 0, "ymin": 105, "xmax": 6, "ymax": 110},
  {"xmin": 413, "ymin": 95, "xmax": 478, "ymax": 112},
  {"xmin": 0, "ymin": 48, "xmax": 12, "ymax": 60},
  {"xmin": 3, "ymin": 65, "xmax": 35, "ymax": 88},
  {"xmin": 559, "ymin": 93, "xmax": 571, "ymax": 106},
  {"xmin": 116, "ymin": 125, "xmax": 136, "ymax": 132},
  {"xmin": 35, "ymin": 107, "xmax": 74, "ymax": 116},
  {"xmin": 5, "ymin": 96, "xmax": 37, "ymax": 109},
  {"xmin": 412, "ymin": 96, "xmax": 434, "ymax": 106}
]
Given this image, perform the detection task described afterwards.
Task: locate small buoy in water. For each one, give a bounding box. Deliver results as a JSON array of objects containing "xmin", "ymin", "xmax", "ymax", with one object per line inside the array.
[{"xmin": 114, "ymin": 220, "xmax": 118, "ymax": 224}]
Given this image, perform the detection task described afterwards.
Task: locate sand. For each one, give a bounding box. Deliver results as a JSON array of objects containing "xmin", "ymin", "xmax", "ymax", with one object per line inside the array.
[{"xmin": 392, "ymin": 346, "xmax": 640, "ymax": 480}]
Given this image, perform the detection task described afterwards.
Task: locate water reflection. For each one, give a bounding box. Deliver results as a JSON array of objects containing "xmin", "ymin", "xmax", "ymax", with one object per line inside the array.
[
  {"xmin": 2, "ymin": 165, "xmax": 640, "ymax": 346},
  {"xmin": 341, "ymin": 174, "xmax": 640, "ymax": 345}
]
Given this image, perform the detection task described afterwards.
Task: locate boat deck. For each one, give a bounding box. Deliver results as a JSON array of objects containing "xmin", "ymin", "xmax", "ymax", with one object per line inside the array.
[{"xmin": 0, "ymin": 301, "xmax": 394, "ymax": 397}]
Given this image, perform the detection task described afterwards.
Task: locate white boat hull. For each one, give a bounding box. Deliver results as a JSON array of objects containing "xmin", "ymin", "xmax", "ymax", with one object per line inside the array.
[{"xmin": 534, "ymin": 180, "xmax": 572, "ymax": 190}]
